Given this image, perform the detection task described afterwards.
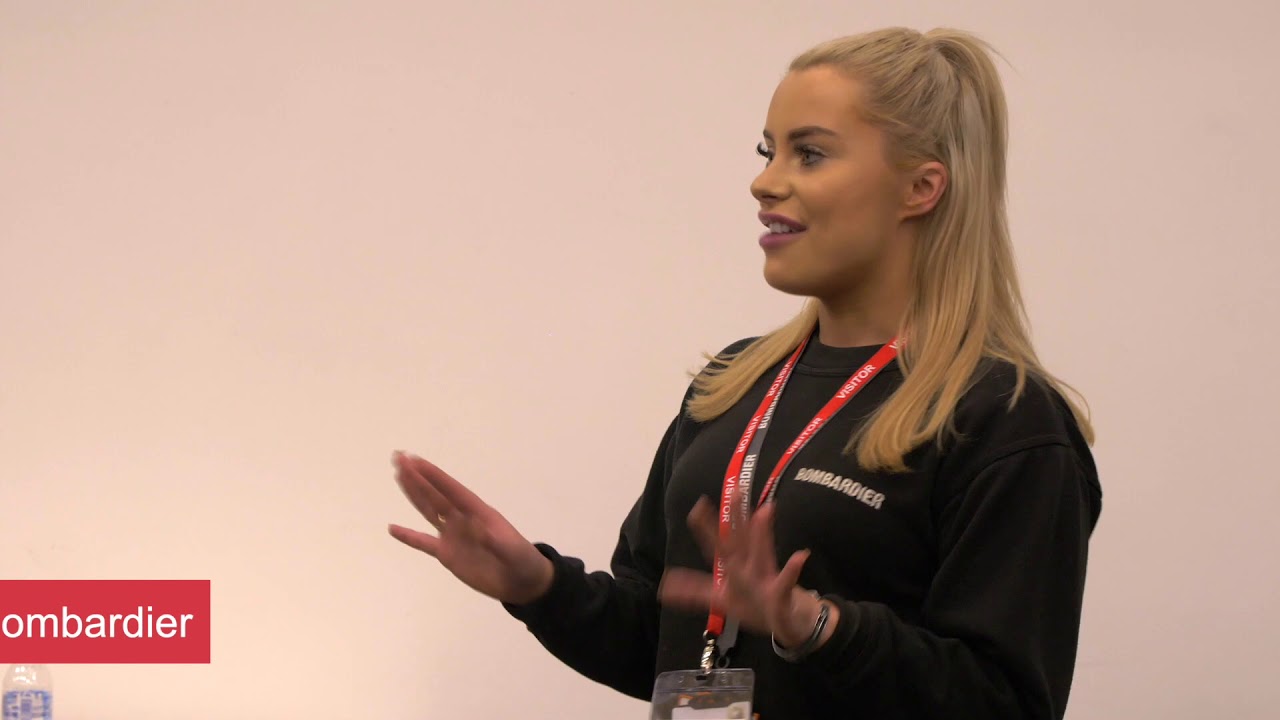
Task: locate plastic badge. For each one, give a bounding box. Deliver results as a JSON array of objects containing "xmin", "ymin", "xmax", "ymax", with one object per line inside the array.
[{"xmin": 649, "ymin": 668, "xmax": 755, "ymax": 720}]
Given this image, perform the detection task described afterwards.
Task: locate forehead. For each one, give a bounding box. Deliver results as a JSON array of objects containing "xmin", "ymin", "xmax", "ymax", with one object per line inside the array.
[{"xmin": 764, "ymin": 66, "xmax": 867, "ymax": 135}]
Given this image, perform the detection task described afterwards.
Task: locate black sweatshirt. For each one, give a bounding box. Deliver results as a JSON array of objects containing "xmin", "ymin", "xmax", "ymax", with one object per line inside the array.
[{"xmin": 503, "ymin": 334, "xmax": 1102, "ymax": 719}]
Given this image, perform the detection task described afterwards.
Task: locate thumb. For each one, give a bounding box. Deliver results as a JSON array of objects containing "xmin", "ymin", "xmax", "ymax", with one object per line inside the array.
[
  {"xmin": 773, "ymin": 549, "xmax": 811, "ymax": 607},
  {"xmin": 768, "ymin": 550, "xmax": 813, "ymax": 641}
]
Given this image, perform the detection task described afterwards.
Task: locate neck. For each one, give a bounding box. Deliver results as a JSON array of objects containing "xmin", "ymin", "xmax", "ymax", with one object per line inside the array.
[{"xmin": 814, "ymin": 270, "xmax": 910, "ymax": 348}]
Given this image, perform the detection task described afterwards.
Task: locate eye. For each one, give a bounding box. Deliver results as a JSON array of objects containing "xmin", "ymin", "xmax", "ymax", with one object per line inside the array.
[
  {"xmin": 797, "ymin": 145, "xmax": 824, "ymax": 166},
  {"xmin": 756, "ymin": 141, "xmax": 773, "ymax": 162}
]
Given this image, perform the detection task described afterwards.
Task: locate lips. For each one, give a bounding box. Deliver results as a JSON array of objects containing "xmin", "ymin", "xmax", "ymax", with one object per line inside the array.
[
  {"xmin": 757, "ymin": 212, "xmax": 806, "ymax": 232},
  {"xmin": 758, "ymin": 227, "xmax": 806, "ymax": 250}
]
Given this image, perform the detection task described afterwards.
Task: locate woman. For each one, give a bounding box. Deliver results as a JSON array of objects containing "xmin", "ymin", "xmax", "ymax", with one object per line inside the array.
[{"xmin": 389, "ymin": 26, "xmax": 1102, "ymax": 720}]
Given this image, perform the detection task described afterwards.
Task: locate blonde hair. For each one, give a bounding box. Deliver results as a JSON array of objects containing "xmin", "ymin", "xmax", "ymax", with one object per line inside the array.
[{"xmin": 686, "ymin": 27, "xmax": 1094, "ymax": 472}]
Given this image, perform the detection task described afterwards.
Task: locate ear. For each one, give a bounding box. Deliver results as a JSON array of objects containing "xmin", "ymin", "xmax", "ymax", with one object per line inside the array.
[{"xmin": 900, "ymin": 161, "xmax": 948, "ymax": 220}]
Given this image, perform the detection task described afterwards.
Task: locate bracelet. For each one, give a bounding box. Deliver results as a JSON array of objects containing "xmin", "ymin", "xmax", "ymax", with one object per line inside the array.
[{"xmin": 771, "ymin": 595, "xmax": 831, "ymax": 663}]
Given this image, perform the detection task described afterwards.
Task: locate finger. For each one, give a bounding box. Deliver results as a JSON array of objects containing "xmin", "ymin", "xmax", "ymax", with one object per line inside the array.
[
  {"xmin": 686, "ymin": 497, "xmax": 719, "ymax": 564},
  {"xmin": 394, "ymin": 452, "xmax": 454, "ymax": 528},
  {"xmin": 776, "ymin": 549, "xmax": 810, "ymax": 593},
  {"xmin": 657, "ymin": 567, "xmax": 715, "ymax": 611},
  {"xmin": 724, "ymin": 554, "xmax": 758, "ymax": 599},
  {"xmin": 767, "ymin": 551, "xmax": 813, "ymax": 646},
  {"xmin": 388, "ymin": 523, "xmax": 441, "ymax": 558},
  {"xmin": 749, "ymin": 502, "xmax": 781, "ymax": 578},
  {"xmin": 404, "ymin": 453, "xmax": 490, "ymax": 517}
]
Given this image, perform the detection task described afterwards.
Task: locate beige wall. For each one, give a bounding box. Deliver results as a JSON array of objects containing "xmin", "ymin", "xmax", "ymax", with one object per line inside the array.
[{"xmin": 2, "ymin": 1, "xmax": 1277, "ymax": 718}]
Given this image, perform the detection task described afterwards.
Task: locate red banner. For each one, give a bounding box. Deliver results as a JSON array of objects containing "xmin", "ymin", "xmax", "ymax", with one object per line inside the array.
[{"xmin": 0, "ymin": 580, "xmax": 210, "ymax": 663}]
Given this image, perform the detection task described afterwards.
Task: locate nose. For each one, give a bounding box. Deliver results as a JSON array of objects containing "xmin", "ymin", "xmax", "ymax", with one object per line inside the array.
[{"xmin": 750, "ymin": 163, "xmax": 788, "ymax": 205}]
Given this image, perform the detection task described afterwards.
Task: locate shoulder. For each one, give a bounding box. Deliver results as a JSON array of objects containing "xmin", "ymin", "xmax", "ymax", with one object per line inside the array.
[
  {"xmin": 675, "ymin": 335, "xmax": 761, "ymax": 401},
  {"xmin": 718, "ymin": 336, "xmax": 762, "ymax": 360},
  {"xmin": 945, "ymin": 358, "xmax": 1094, "ymax": 477},
  {"xmin": 690, "ymin": 335, "xmax": 763, "ymax": 379},
  {"xmin": 934, "ymin": 358, "xmax": 1103, "ymax": 529}
]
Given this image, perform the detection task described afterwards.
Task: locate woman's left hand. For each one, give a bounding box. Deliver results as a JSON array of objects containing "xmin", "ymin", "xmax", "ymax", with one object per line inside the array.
[{"xmin": 658, "ymin": 492, "xmax": 835, "ymax": 649}]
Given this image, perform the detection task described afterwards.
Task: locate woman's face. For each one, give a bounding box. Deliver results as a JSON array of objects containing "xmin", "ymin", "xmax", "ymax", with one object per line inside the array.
[{"xmin": 750, "ymin": 66, "xmax": 929, "ymax": 302}]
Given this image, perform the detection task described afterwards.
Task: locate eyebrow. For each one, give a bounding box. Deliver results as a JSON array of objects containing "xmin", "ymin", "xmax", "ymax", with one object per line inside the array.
[{"xmin": 762, "ymin": 126, "xmax": 839, "ymax": 143}]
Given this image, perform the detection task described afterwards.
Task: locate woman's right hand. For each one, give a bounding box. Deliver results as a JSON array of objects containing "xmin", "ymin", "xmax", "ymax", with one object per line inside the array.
[{"xmin": 388, "ymin": 451, "xmax": 555, "ymax": 606}]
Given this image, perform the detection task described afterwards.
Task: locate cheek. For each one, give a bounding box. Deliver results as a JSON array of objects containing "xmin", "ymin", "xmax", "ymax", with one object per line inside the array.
[{"xmin": 812, "ymin": 182, "xmax": 893, "ymax": 253}]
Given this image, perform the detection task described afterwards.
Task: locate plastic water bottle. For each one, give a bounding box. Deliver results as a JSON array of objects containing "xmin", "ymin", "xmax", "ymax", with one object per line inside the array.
[{"xmin": 2, "ymin": 665, "xmax": 52, "ymax": 720}]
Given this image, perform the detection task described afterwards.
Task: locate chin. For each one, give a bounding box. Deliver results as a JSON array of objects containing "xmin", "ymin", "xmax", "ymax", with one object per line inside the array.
[{"xmin": 761, "ymin": 257, "xmax": 821, "ymax": 298}]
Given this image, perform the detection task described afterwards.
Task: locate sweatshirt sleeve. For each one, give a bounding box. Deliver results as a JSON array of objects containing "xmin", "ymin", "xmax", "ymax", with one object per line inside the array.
[
  {"xmin": 801, "ymin": 441, "xmax": 1102, "ymax": 719},
  {"xmin": 499, "ymin": 410, "xmax": 680, "ymax": 700}
]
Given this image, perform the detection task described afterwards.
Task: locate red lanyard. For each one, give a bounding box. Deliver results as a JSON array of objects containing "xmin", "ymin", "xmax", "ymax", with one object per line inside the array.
[{"xmin": 706, "ymin": 334, "xmax": 900, "ymax": 641}]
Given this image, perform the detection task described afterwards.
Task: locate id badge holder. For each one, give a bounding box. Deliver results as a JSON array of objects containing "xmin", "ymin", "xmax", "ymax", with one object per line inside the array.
[{"xmin": 648, "ymin": 667, "xmax": 755, "ymax": 720}]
